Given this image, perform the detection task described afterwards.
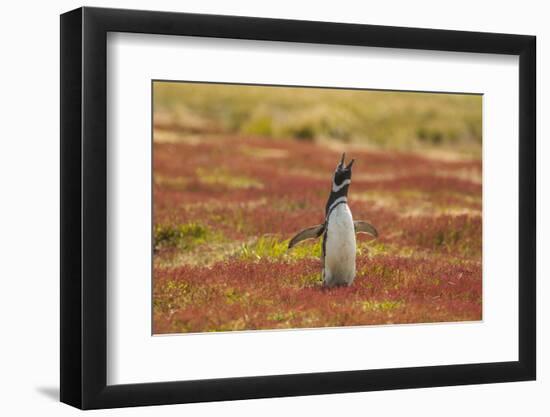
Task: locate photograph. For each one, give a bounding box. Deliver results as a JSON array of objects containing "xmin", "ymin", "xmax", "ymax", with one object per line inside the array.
[{"xmin": 152, "ymin": 81, "xmax": 483, "ymax": 334}]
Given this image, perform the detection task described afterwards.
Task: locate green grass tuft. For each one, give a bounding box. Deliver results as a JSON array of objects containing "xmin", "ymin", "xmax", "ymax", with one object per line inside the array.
[
  {"xmin": 360, "ymin": 300, "xmax": 405, "ymax": 312},
  {"xmin": 238, "ymin": 236, "xmax": 322, "ymax": 261},
  {"xmin": 154, "ymin": 223, "xmax": 210, "ymax": 250}
]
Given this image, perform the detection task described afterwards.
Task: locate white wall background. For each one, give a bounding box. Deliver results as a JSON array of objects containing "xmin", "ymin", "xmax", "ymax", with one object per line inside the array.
[{"xmin": 0, "ymin": 0, "xmax": 545, "ymax": 415}]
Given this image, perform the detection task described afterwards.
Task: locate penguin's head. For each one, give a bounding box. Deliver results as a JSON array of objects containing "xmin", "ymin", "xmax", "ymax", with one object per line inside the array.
[{"xmin": 333, "ymin": 153, "xmax": 354, "ymax": 187}]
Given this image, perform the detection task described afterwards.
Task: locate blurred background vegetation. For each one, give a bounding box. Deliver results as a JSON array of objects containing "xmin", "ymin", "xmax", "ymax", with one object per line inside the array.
[{"xmin": 154, "ymin": 82, "xmax": 482, "ymax": 153}]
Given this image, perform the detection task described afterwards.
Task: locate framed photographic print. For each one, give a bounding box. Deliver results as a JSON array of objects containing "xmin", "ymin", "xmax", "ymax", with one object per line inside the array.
[{"xmin": 60, "ymin": 6, "xmax": 536, "ymax": 409}]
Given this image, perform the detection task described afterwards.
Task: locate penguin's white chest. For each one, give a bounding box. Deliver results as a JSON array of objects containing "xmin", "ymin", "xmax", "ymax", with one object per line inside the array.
[{"xmin": 324, "ymin": 204, "xmax": 356, "ymax": 287}]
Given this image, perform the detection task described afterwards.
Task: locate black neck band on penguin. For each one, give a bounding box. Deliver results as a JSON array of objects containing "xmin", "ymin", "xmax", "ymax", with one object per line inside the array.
[{"xmin": 325, "ymin": 184, "xmax": 350, "ymax": 216}]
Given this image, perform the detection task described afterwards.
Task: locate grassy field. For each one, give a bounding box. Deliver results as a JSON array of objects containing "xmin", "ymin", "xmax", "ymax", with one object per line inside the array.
[
  {"xmin": 154, "ymin": 82, "xmax": 482, "ymax": 152},
  {"xmin": 152, "ymin": 82, "xmax": 482, "ymax": 334}
]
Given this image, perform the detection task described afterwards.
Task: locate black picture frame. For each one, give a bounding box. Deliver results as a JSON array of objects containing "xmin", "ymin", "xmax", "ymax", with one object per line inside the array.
[{"xmin": 60, "ymin": 6, "xmax": 536, "ymax": 410}]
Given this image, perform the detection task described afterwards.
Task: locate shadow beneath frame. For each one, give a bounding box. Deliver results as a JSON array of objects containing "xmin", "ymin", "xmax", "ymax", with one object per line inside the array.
[{"xmin": 35, "ymin": 386, "xmax": 59, "ymax": 401}]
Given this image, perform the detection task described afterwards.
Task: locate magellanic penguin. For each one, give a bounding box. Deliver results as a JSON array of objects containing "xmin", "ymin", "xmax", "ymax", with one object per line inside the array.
[{"xmin": 288, "ymin": 153, "xmax": 378, "ymax": 287}]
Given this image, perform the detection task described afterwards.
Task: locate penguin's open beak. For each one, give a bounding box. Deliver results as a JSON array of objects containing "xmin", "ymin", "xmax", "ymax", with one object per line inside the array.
[
  {"xmin": 337, "ymin": 153, "xmax": 346, "ymax": 170},
  {"xmin": 337, "ymin": 153, "xmax": 354, "ymax": 170}
]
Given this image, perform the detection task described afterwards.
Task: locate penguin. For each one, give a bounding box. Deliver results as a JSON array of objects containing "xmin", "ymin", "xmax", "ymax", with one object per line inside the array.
[{"xmin": 288, "ymin": 153, "xmax": 378, "ymax": 287}]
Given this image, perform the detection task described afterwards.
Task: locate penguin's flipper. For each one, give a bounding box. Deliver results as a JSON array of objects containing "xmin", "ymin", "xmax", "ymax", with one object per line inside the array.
[
  {"xmin": 288, "ymin": 224, "xmax": 325, "ymax": 249},
  {"xmin": 354, "ymin": 221, "xmax": 378, "ymax": 238}
]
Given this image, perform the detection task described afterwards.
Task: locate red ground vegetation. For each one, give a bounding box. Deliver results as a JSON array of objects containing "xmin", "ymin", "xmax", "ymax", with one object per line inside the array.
[{"xmin": 153, "ymin": 134, "xmax": 482, "ymax": 333}]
